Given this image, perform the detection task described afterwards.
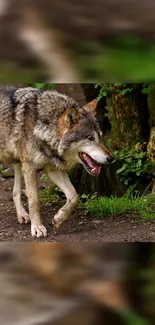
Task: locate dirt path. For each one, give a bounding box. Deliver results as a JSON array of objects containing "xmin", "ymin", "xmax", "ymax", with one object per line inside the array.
[{"xmin": 0, "ymin": 177, "xmax": 155, "ymax": 242}]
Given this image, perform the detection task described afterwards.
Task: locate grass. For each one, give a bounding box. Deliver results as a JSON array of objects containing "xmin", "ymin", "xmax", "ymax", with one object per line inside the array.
[
  {"xmin": 39, "ymin": 182, "xmax": 155, "ymax": 221},
  {"xmin": 39, "ymin": 186, "xmax": 62, "ymax": 205},
  {"xmin": 85, "ymin": 193, "xmax": 155, "ymax": 220},
  {"xmin": 39, "ymin": 175, "xmax": 155, "ymax": 220}
]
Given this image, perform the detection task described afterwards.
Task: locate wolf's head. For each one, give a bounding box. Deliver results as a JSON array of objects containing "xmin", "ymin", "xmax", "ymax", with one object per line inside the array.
[{"xmin": 57, "ymin": 100, "xmax": 113, "ymax": 175}]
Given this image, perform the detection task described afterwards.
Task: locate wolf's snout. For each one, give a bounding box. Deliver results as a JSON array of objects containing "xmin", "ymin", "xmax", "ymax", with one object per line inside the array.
[{"xmin": 107, "ymin": 156, "xmax": 113, "ymax": 163}]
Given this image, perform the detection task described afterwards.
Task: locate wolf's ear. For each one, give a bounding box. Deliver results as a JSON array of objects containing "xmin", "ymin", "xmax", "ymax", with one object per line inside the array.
[
  {"xmin": 83, "ymin": 99, "xmax": 98, "ymax": 116},
  {"xmin": 64, "ymin": 106, "xmax": 80, "ymax": 125},
  {"xmin": 58, "ymin": 106, "xmax": 80, "ymax": 136}
]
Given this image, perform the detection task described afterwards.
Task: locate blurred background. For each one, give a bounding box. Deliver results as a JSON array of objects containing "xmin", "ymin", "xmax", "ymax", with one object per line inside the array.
[
  {"xmin": 1, "ymin": 0, "xmax": 155, "ymax": 81},
  {"xmin": 0, "ymin": 242, "xmax": 154, "ymax": 325}
]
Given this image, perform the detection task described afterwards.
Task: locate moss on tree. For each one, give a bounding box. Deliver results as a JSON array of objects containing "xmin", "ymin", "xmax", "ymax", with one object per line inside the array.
[
  {"xmin": 147, "ymin": 84, "xmax": 155, "ymax": 163},
  {"xmin": 109, "ymin": 84, "xmax": 149, "ymax": 150}
]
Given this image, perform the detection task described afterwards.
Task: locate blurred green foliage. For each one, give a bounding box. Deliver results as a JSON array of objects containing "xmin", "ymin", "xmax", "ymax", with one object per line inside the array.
[{"xmin": 30, "ymin": 83, "xmax": 56, "ymax": 89}]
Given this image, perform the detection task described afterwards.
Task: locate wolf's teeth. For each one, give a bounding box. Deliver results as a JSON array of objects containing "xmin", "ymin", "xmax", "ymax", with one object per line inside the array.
[
  {"xmin": 92, "ymin": 168, "xmax": 96, "ymax": 171},
  {"xmin": 83, "ymin": 153, "xmax": 87, "ymax": 159}
]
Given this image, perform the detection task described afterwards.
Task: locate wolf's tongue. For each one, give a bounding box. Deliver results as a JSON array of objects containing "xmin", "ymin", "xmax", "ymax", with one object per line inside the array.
[
  {"xmin": 85, "ymin": 155, "xmax": 95, "ymax": 168},
  {"xmin": 95, "ymin": 166, "xmax": 101, "ymax": 175},
  {"xmin": 83, "ymin": 153, "xmax": 101, "ymax": 175}
]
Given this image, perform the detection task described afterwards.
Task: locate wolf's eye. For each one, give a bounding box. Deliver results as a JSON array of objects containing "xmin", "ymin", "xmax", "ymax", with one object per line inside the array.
[{"xmin": 88, "ymin": 136, "xmax": 94, "ymax": 141}]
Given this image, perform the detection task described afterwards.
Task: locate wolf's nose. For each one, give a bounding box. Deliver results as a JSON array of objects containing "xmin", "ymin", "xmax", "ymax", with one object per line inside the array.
[{"xmin": 107, "ymin": 156, "xmax": 113, "ymax": 163}]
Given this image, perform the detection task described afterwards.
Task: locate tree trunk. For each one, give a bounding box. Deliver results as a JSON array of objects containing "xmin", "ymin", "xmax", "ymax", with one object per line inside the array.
[
  {"xmin": 147, "ymin": 84, "xmax": 155, "ymax": 163},
  {"xmin": 109, "ymin": 84, "xmax": 149, "ymax": 150},
  {"xmin": 146, "ymin": 84, "xmax": 155, "ymax": 192}
]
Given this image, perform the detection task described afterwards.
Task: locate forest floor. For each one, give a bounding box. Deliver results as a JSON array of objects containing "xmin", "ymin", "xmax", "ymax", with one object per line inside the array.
[{"xmin": 0, "ymin": 176, "xmax": 155, "ymax": 242}]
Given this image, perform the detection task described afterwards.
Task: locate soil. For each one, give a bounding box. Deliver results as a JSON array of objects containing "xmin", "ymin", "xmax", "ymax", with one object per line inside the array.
[{"xmin": 0, "ymin": 176, "xmax": 155, "ymax": 242}]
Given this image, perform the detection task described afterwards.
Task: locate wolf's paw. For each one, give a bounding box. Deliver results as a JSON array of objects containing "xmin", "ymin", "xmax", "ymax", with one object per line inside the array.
[
  {"xmin": 52, "ymin": 213, "xmax": 66, "ymax": 234},
  {"xmin": 31, "ymin": 223, "xmax": 47, "ymax": 238},
  {"xmin": 17, "ymin": 211, "xmax": 30, "ymax": 224},
  {"xmin": 52, "ymin": 220, "xmax": 61, "ymax": 235}
]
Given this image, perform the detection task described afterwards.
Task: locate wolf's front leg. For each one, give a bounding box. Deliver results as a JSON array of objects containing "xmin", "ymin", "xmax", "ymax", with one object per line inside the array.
[
  {"xmin": 45, "ymin": 167, "xmax": 78, "ymax": 233},
  {"xmin": 13, "ymin": 163, "xmax": 30, "ymax": 224},
  {"xmin": 22, "ymin": 162, "xmax": 47, "ymax": 238}
]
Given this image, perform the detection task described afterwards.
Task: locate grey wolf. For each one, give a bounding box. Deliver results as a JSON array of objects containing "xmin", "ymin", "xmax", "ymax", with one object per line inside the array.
[{"xmin": 0, "ymin": 85, "xmax": 112, "ymax": 238}]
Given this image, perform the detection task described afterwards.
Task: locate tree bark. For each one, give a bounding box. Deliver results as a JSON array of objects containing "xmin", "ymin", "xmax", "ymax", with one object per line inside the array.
[
  {"xmin": 146, "ymin": 84, "xmax": 155, "ymax": 192},
  {"xmin": 147, "ymin": 84, "xmax": 155, "ymax": 163},
  {"xmin": 109, "ymin": 84, "xmax": 149, "ymax": 150}
]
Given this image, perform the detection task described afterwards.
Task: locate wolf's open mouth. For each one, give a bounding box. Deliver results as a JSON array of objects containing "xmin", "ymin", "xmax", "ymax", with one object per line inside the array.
[{"xmin": 79, "ymin": 152, "xmax": 101, "ymax": 176}]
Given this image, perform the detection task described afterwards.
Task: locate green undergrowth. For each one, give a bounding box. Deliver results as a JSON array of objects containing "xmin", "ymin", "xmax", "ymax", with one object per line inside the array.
[
  {"xmin": 39, "ymin": 184, "xmax": 155, "ymax": 221},
  {"xmin": 39, "ymin": 186, "xmax": 63, "ymax": 205},
  {"xmin": 0, "ymin": 164, "xmax": 3, "ymax": 174},
  {"xmin": 85, "ymin": 193, "xmax": 155, "ymax": 220},
  {"xmin": 76, "ymin": 37, "xmax": 155, "ymax": 80}
]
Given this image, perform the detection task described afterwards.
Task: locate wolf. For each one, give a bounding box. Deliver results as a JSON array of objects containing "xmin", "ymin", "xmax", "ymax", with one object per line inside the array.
[{"xmin": 0, "ymin": 85, "xmax": 112, "ymax": 238}]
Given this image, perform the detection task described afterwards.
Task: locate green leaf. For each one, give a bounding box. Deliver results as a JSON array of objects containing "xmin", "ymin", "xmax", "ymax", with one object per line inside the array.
[
  {"xmin": 120, "ymin": 88, "xmax": 133, "ymax": 96},
  {"xmin": 0, "ymin": 164, "xmax": 3, "ymax": 172},
  {"xmin": 120, "ymin": 89, "xmax": 128, "ymax": 95},
  {"xmin": 117, "ymin": 165, "xmax": 127, "ymax": 174},
  {"xmin": 135, "ymin": 152, "xmax": 145, "ymax": 159},
  {"xmin": 126, "ymin": 158, "xmax": 132, "ymax": 163},
  {"xmin": 34, "ymin": 83, "xmax": 46, "ymax": 89},
  {"xmin": 95, "ymin": 83, "xmax": 100, "ymax": 88},
  {"xmin": 114, "ymin": 83, "xmax": 123, "ymax": 87},
  {"xmin": 81, "ymin": 194, "xmax": 89, "ymax": 199},
  {"xmin": 124, "ymin": 179, "xmax": 129, "ymax": 185},
  {"xmin": 48, "ymin": 83, "xmax": 57, "ymax": 88},
  {"xmin": 137, "ymin": 159, "xmax": 142, "ymax": 167},
  {"xmin": 141, "ymin": 85, "xmax": 151, "ymax": 95}
]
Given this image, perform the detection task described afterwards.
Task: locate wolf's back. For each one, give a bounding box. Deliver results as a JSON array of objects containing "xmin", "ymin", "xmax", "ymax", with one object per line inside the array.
[{"xmin": 0, "ymin": 86, "xmax": 18, "ymax": 124}]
